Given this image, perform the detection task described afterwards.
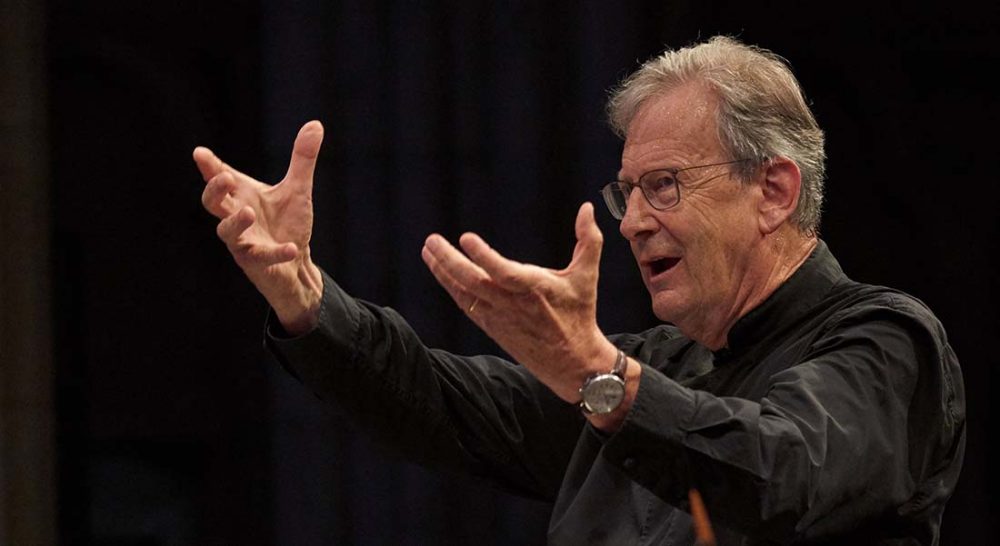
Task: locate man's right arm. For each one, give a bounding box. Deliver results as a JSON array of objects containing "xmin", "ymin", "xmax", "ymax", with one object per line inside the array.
[
  {"xmin": 266, "ymin": 268, "xmax": 586, "ymax": 501},
  {"xmin": 195, "ymin": 122, "xmax": 585, "ymax": 499}
]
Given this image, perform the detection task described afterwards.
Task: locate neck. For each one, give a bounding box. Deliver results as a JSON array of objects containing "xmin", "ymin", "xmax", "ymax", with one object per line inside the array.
[{"xmin": 690, "ymin": 228, "xmax": 817, "ymax": 350}]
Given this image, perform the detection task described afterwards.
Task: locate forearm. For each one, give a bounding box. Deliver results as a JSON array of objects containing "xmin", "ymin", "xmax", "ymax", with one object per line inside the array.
[{"xmin": 266, "ymin": 268, "xmax": 584, "ymax": 500}]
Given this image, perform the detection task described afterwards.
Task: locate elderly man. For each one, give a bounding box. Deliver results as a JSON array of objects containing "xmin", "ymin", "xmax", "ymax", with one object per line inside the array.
[{"xmin": 195, "ymin": 37, "xmax": 964, "ymax": 545}]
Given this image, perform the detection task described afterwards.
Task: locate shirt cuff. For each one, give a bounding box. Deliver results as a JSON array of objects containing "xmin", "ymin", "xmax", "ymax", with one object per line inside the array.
[
  {"xmin": 263, "ymin": 268, "xmax": 361, "ymax": 386},
  {"xmin": 599, "ymin": 361, "xmax": 699, "ymax": 502}
]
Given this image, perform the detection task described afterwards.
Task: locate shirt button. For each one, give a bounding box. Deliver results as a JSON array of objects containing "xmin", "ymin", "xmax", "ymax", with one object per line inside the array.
[{"xmin": 623, "ymin": 457, "xmax": 637, "ymax": 470}]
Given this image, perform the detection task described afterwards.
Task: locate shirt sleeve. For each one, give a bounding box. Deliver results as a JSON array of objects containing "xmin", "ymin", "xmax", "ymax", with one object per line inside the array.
[
  {"xmin": 599, "ymin": 296, "xmax": 965, "ymax": 543},
  {"xmin": 265, "ymin": 269, "xmax": 586, "ymax": 502}
]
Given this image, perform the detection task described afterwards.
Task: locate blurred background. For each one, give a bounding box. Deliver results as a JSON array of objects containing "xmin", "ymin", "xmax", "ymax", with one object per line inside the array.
[{"xmin": 2, "ymin": 0, "xmax": 996, "ymax": 544}]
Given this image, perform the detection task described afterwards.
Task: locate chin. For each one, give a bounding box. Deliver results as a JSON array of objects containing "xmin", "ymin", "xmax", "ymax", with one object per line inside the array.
[{"xmin": 650, "ymin": 293, "xmax": 686, "ymax": 325}]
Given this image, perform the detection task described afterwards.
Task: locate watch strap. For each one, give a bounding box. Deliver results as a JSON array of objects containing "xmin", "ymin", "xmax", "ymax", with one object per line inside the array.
[{"xmin": 609, "ymin": 348, "xmax": 627, "ymax": 379}]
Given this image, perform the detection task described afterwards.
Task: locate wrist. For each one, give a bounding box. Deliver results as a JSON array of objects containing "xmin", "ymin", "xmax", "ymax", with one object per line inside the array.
[
  {"xmin": 578, "ymin": 349, "xmax": 628, "ymax": 414},
  {"xmin": 272, "ymin": 258, "xmax": 324, "ymax": 336},
  {"xmin": 550, "ymin": 337, "xmax": 620, "ymax": 402},
  {"xmin": 586, "ymin": 356, "xmax": 641, "ymax": 433}
]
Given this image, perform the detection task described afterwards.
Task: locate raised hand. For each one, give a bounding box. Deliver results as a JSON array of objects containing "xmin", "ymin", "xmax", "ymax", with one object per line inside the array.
[
  {"xmin": 420, "ymin": 203, "xmax": 623, "ymax": 404},
  {"xmin": 194, "ymin": 121, "xmax": 325, "ymax": 335}
]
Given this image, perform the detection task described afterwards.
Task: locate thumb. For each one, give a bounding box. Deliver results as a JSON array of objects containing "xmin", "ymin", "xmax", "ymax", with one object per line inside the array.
[
  {"xmin": 570, "ymin": 202, "xmax": 603, "ymax": 271},
  {"xmin": 285, "ymin": 120, "xmax": 325, "ymax": 191}
]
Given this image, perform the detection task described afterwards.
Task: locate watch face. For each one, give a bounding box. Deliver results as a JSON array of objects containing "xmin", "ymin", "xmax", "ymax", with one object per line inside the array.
[{"xmin": 582, "ymin": 374, "xmax": 626, "ymax": 414}]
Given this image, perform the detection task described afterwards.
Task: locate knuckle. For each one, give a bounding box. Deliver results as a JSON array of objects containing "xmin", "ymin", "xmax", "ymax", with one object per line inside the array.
[
  {"xmin": 201, "ymin": 183, "xmax": 218, "ymax": 207},
  {"xmin": 472, "ymin": 276, "xmax": 491, "ymax": 291},
  {"xmin": 215, "ymin": 219, "xmax": 231, "ymax": 240},
  {"xmin": 498, "ymin": 270, "xmax": 521, "ymax": 286},
  {"xmin": 526, "ymin": 286, "xmax": 548, "ymax": 303}
]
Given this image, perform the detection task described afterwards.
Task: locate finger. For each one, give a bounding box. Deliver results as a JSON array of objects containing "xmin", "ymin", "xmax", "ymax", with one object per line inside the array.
[
  {"xmin": 422, "ymin": 234, "xmax": 500, "ymax": 300},
  {"xmin": 568, "ymin": 202, "xmax": 604, "ymax": 271},
  {"xmin": 217, "ymin": 207, "xmax": 299, "ymax": 266},
  {"xmin": 201, "ymin": 172, "xmax": 239, "ymax": 218},
  {"xmin": 284, "ymin": 120, "xmax": 324, "ymax": 194},
  {"xmin": 216, "ymin": 206, "xmax": 256, "ymax": 245},
  {"xmin": 421, "ymin": 244, "xmax": 479, "ymax": 312},
  {"xmin": 193, "ymin": 146, "xmax": 228, "ymax": 182},
  {"xmin": 243, "ymin": 240, "xmax": 299, "ymax": 266},
  {"xmin": 458, "ymin": 232, "xmax": 537, "ymax": 293},
  {"xmin": 194, "ymin": 146, "xmax": 259, "ymax": 188}
]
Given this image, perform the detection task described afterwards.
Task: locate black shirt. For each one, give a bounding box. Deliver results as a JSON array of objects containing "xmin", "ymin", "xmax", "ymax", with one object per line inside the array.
[{"xmin": 267, "ymin": 241, "xmax": 965, "ymax": 545}]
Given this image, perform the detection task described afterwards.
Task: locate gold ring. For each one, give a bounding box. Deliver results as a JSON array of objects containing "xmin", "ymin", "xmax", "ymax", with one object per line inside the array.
[{"xmin": 467, "ymin": 298, "xmax": 479, "ymax": 313}]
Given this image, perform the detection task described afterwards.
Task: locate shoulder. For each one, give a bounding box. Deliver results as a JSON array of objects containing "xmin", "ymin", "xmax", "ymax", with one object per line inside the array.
[
  {"xmin": 814, "ymin": 279, "xmax": 964, "ymax": 419},
  {"xmin": 821, "ymin": 280, "xmax": 950, "ymax": 348}
]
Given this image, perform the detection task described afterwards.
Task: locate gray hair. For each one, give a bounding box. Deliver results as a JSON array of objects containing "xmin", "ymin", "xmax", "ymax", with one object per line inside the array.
[{"xmin": 607, "ymin": 36, "xmax": 826, "ymax": 234}]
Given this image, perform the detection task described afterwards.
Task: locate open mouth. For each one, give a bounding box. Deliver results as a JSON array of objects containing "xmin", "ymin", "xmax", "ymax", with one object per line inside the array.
[{"xmin": 649, "ymin": 257, "xmax": 681, "ymax": 276}]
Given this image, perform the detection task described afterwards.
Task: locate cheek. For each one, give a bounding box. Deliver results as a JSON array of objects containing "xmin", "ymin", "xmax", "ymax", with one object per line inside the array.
[
  {"xmin": 682, "ymin": 241, "xmax": 727, "ymax": 294},
  {"xmin": 683, "ymin": 216, "xmax": 745, "ymax": 287},
  {"xmin": 705, "ymin": 218, "xmax": 758, "ymax": 288}
]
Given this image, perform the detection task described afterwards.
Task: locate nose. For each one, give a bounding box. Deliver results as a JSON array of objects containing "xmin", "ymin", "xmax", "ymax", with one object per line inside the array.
[{"xmin": 619, "ymin": 188, "xmax": 660, "ymax": 241}]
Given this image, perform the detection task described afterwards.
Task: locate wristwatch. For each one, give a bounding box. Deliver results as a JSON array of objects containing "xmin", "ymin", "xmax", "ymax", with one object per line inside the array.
[{"xmin": 579, "ymin": 349, "xmax": 628, "ymax": 415}]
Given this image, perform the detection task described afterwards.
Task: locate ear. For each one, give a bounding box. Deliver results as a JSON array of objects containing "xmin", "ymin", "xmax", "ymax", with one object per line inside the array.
[{"xmin": 756, "ymin": 157, "xmax": 802, "ymax": 234}]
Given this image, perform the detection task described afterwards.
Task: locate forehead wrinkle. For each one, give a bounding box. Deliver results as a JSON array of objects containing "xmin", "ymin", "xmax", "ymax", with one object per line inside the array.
[{"xmin": 619, "ymin": 84, "xmax": 720, "ymax": 179}]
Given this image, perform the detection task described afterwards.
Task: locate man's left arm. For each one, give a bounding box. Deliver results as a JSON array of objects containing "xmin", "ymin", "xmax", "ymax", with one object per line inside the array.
[
  {"xmin": 422, "ymin": 215, "xmax": 964, "ymax": 541},
  {"xmin": 603, "ymin": 300, "xmax": 965, "ymax": 542},
  {"xmin": 421, "ymin": 202, "xmax": 630, "ymax": 416}
]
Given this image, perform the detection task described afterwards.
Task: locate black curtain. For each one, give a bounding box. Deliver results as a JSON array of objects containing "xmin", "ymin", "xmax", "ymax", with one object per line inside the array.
[{"xmin": 47, "ymin": 1, "xmax": 996, "ymax": 544}]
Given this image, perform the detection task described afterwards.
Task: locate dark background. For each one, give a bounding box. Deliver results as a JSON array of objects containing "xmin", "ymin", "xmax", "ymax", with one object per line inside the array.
[{"xmin": 34, "ymin": 0, "xmax": 998, "ymax": 544}]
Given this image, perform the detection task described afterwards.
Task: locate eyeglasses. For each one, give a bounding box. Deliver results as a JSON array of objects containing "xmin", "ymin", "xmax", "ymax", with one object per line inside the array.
[{"xmin": 600, "ymin": 159, "xmax": 752, "ymax": 220}]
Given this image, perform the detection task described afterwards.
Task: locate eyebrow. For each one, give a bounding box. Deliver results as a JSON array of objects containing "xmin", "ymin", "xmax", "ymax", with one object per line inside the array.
[{"xmin": 616, "ymin": 165, "xmax": 679, "ymax": 182}]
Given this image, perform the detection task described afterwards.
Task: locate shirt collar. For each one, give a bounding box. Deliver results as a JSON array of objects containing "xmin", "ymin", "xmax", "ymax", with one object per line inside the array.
[{"xmin": 717, "ymin": 239, "xmax": 846, "ymax": 357}]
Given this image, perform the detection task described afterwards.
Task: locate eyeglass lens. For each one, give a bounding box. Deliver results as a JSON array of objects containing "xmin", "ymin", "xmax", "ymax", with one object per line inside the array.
[{"xmin": 601, "ymin": 171, "xmax": 680, "ymax": 219}]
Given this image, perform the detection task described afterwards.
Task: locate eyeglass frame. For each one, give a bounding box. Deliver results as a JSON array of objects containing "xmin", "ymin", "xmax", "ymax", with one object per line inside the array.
[{"xmin": 600, "ymin": 158, "xmax": 754, "ymax": 220}]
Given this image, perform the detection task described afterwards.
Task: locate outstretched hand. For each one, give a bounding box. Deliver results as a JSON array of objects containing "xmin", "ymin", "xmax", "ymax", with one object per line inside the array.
[
  {"xmin": 194, "ymin": 121, "xmax": 325, "ymax": 335},
  {"xmin": 421, "ymin": 203, "xmax": 621, "ymax": 403}
]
